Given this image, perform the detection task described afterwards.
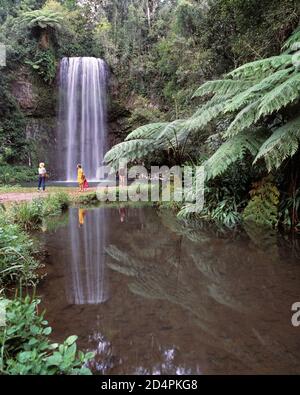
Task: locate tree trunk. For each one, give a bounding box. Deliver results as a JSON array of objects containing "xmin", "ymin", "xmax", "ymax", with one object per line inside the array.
[{"xmin": 39, "ymin": 29, "xmax": 50, "ymax": 50}]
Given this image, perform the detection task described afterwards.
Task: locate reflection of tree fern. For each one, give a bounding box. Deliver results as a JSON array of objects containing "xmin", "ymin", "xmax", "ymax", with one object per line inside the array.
[
  {"xmin": 105, "ymin": 208, "xmax": 300, "ymax": 372},
  {"xmin": 158, "ymin": 209, "xmax": 211, "ymax": 243},
  {"xmin": 158, "ymin": 209, "xmax": 237, "ymax": 243},
  {"xmin": 105, "ymin": 245, "xmax": 137, "ymax": 277}
]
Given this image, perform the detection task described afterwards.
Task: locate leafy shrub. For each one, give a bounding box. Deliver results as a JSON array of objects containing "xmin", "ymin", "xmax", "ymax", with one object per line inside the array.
[
  {"xmin": 0, "ymin": 296, "xmax": 94, "ymax": 375},
  {"xmin": 0, "ymin": 210, "xmax": 39, "ymax": 286},
  {"xmin": 0, "ymin": 165, "xmax": 36, "ymax": 185},
  {"xmin": 242, "ymin": 179, "xmax": 280, "ymax": 227},
  {"xmin": 25, "ymin": 49, "xmax": 57, "ymax": 84}
]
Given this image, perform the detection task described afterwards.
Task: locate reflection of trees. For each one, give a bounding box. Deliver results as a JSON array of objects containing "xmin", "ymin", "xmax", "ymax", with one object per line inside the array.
[{"xmin": 106, "ymin": 210, "xmax": 300, "ymax": 374}]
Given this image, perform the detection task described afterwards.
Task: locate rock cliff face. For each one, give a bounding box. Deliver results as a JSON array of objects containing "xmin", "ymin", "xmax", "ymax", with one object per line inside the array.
[
  {"xmin": 12, "ymin": 74, "xmax": 38, "ymax": 113},
  {"xmin": 10, "ymin": 66, "xmax": 58, "ymax": 174}
]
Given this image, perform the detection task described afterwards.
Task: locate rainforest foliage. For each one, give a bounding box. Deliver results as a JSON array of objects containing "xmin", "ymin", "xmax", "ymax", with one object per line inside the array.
[{"xmin": 1, "ymin": 0, "xmax": 300, "ymax": 228}]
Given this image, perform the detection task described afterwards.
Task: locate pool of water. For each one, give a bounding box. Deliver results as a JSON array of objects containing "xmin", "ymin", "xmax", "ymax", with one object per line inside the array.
[{"xmin": 37, "ymin": 206, "xmax": 300, "ymax": 375}]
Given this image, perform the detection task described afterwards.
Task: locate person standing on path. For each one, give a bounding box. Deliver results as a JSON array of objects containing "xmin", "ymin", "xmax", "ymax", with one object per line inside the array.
[
  {"xmin": 38, "ymin": 162, "xmax": 47, "ymax": 192},
  {"xmin": 77, "ymin": 164, "xmax": 85, "ymax": 192}
]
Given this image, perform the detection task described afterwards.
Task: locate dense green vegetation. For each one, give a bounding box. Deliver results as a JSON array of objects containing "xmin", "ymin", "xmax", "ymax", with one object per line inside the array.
[
  {"xmin": 0, "ymin": 193, "xmax": 93, "ymax": 375},
  {"xmin": 1, "ymin": 0, "xmax": 299, "ymax": 229},
  {"xmin": 1, "ymin": 0, "xmax": 300, "ymax": 374},
  {"xmin": 0, "ymin": 208, "xmax": 39, "ymax": 286},
  {"xmin": 0, "ymin": 193, "xmax": 68, "ymax": 287}
]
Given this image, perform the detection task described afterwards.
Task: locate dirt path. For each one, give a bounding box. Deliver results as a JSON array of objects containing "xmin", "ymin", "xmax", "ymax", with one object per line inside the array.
[{"xmin": 0, "ymin": 192, "xmax": 50, "ymax": 204}]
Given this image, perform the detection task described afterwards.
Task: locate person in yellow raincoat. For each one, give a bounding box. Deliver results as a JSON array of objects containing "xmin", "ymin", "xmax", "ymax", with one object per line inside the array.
[{"xmin": 77, "ymin": 164, "xmax": 85, "ymax": 192}]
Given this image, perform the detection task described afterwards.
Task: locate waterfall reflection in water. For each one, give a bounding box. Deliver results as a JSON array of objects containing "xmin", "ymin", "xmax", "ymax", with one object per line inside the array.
[
  {"xmin": 39, "ymin": 207, "xmax": 300, "ymax": 375},
  {"xmin": 66, "ymin": 208, "xmax": 108, "ymax": 305}
]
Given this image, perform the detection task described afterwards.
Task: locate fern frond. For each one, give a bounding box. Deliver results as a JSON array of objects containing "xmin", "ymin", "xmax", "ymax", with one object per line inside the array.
[
  {"xmin": 257, "ymin": 72, "xmax": 300, "ymax": 118},
  {"xmin": 225, "ymin": 67, "xmax": 293, "ymax": 113},
  {"xmin": 254, "ymin": 117, "xmax": 300, "ymax": 171},
  {"xmin": 282, "ymin": 27, "xmax": 300, "ymax": 53},
  {"xmin": 20, "ymin": 10, "xmax": 63, "ymax": 30},
  {"xmin": 227, "ymin": 55, "xmax": 293, "ymax": 79},
  {"xmin": 225, "ymin": 101, "xmax": 260, "ymax": 137},
  {"xmin": 156, "ymin": 120, "xmax": 187, "ymax": 144},
  {"xmin": 104, "ymin": 139, "xmax": 155, "ymax": 166},
  {"xmin": 183, "ymin": 102, "xmax": 226, "ymax": 132},
  {"xmin": 125, "ymin": 123, "xmax": 169, "ymax": 141},
  {"xmin": 192, "ymin": 79, "xmax": 254, "ymax": 98},
  {"xmin": 204, "ymin": 130, "xmax": 266, "ymax": 180}
]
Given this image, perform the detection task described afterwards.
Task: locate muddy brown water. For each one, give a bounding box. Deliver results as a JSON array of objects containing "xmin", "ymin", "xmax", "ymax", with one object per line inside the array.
[{"xmin": 37, "ymin": 206, "xmax": 300, "ymax": 375}]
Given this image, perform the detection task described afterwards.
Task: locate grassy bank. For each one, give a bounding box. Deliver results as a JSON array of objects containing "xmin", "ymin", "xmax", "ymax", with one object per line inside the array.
[
  {"xmin": 0, "ymin": 192, "xmax": 94, "ymax": 375},
  {"xmin": 10, "ymin": 192, "xmax": 70, "ymax": 231}
]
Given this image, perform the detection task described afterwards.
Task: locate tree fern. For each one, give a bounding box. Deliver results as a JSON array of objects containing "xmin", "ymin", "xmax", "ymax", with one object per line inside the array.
[
  {"xmin": 125, "ymin": 123, "xmax": 169, "ymax": 141},
  {"xmin": 225, "ymin": 101, "xmax": 260, "ymax": 137},
  {"xmin": 224, "ymin": 67, "xmax": 293, "ymax": 114},
  {"xmin": 104, "ymin": 139, "xmax": 155, "ymax": 166},
  {"xmin": 227, "ymin": 55, "xmax": 293, "ymax": 79},
  {"xmin": 192, "ymin": 79, "xmax": 254, "ymax": 99},
  {"xmin": 104, "ymin": 27, "xmax": 300, "ymax": 177},
  {"xmin": 254, "ymin": 117, "xmax": 300, "ymax": 171},
  {"xmin": 282, "ymin": 27, "xmax": 300, "ymax": 53},
  {"xmin": 182, "ymin": 102, "xmax": 226, "ymax": 132},
  {"xmin": 20, "ymin": 10, "xmax": 63, "ymax": 30},
  {"xmin": 156, "ymin": 120, "xmax": 187, "ymax": 144},
  {"xmin": 204, "ymin": 130, "xmax": 266, "ymax": 180},
  {"xmin": 257, "ymin": 73, "xmax": 300, "ymax": 118}
]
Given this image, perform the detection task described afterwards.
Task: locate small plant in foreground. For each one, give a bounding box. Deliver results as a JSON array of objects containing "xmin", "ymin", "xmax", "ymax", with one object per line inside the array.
[{"xmin": 0, "ymin": 296, "xmax": 94, "ymax": 375}]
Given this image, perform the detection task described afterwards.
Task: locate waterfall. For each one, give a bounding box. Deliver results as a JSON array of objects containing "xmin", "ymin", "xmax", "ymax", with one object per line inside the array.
[{"xmin": 58, "ymin": 57, "xmax": 107, "ymax": 181}]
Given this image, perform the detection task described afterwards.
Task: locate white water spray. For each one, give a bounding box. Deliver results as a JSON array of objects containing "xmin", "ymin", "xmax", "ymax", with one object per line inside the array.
[{"xmin": 58, "ymin": 57, "xmax": 107, "ymax": 181}]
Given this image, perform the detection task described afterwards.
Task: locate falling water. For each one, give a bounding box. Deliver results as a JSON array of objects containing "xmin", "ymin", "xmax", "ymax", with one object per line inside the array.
[{"xmin": 58, "ymin": 57, "xmax": 107, "ymax": 181}]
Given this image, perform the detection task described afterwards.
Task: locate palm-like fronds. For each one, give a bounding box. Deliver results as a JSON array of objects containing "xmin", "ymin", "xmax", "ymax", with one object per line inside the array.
[
  {"xmin": 104, "ymin": 139, "xmax": 155, "ymax": 166},
  {"xmin": 182, "ymin": 102, "xmax": 225, "ymax": 132},
  {"xmin": 257, "ymin": 72, "xmax": 300, "ymax": 117},
  {"xmin": 20, "ymin": 10, "xmax": 63, "ymax": 30},
  {"xmin": 125, "ymin": 123, "xmax": 169, "ymax": 141},
  {"xmin": 254, "ymin": 117, "xmax": 300, "ymax": 171},
  {"xmin": 224, "ymin": 67, "xmax": 293, "ymax": 114},
  {"xmin": 227, "ymin": 55, "xmax": 293, "ymax": 79},
  {"xmin": 282, "ymin": 28, "xmax": 300, "ymax": 53},
  {"xmin": 192, "ymin": 79, "xmax": 254, "ymax": 98},
  {"xmin": 204, "ymin": 129, "xmax": 266, "ymax": 180},
  {"xmin": 225, "ymin": 101, "xmax": 260, "ymax": 137},
  {"xmin": 104, "ymin": 27, "xmax": 300, "ymax": 176}
]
